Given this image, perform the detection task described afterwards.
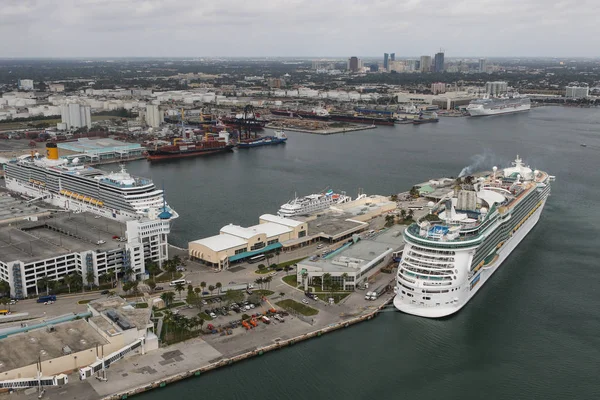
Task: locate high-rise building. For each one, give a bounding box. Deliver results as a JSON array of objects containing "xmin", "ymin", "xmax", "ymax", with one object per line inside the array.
[
  {"xmin": 478, "ymin": 58, "xmax": 487, "ymax": 73},
  {"xmin": 434, "ymin": 52, "xmax": 445, "ymax": 72},
  {"xmin": 431, "ymin": 82, "xmax": 446, "ymax": 94},
  {"xmin": 390, "ymin": 53, "xmax": 395, "ymax": 62},
  {"xmin": 18, "ymin": 79, "xmax": 34, "ymax": 91},
  {"xmin": 405, "ymin": 59, "xmax": 417, "ymax": 72},
  {"xmin": 61, "ymin": 103, "xmax": 91, "ymax": 130},
  {"xmin": 145, "ymin": 104, "xmax": 162, "ymax": 128},
  {"xmin": 369, "ymin": 64, "xmax": 379, "ymax": 72},
  {"xmin": 348, "ymin": 57, "xmax": 360, "ymax": 73},
  {"xmin": 383, "ymin": 53, "xmax": 389, "ymax": 71},
  {"xmin": 565, "ymin": 86, "xmax": 589, "ymax": 98},
  {"xmin": 485, "ymin": 81, "xmax": 509, "ymax": 95},
  {"xmin": 420, "ymin": 56, "xmax": 432, "ymax": 72}
]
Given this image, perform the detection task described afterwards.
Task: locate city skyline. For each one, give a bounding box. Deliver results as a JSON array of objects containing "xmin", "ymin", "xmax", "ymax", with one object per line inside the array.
[{"xmin": 1, "ymin": 0, "xmax": 598, "ymax": 58}]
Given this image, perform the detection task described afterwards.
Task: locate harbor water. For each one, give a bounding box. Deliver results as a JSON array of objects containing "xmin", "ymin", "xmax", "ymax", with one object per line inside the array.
[{"xmin": 115, "ymin": 107, "xmax": 600, "ymax": 400}]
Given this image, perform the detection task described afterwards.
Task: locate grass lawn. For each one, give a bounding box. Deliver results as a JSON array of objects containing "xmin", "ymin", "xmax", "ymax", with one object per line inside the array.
[
  {"xmin": 153, "ymin": 272, "xmax": 183, "ymax": 283},
  {"xmin": 276, "ymin": 299, "xmax": 319, "ymax": 316},
  {"xmin": 254, "ymin": 269, "xmax": 270, "ymax": 274},
  {"xmin": 253, "ymin": 289, "xmax": 274, "ymax": 296},
  {"xmin": 135, "ymin": 303, "xmax": 149, "ymax": 308},
  {"xmin": 278, "ymin": 258, "xmax": 306, "ymax": 268},
  {"xmin": 312, "ymin": 292, "xmax": 351, "ymax": 304},
  {"xmin": 282, "ymin": 274, "xmax": 300, "ymax": 288}
]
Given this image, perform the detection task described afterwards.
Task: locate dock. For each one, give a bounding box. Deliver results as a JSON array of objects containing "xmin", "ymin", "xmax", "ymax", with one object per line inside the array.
[{"xmin": 265, "ymin": 123, "xmax": 377, "ymax": 135}]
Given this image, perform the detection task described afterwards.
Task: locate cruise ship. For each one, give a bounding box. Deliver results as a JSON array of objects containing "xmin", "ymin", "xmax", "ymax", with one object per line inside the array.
[
  {"xmin": 4, "ymin": 143, "xmax": 178, "ymax": 222},
  {"xmin": 394, "ymin": 156, "xmax": 553, "ymax": 318},
  {"xmin": 277, "ymin": 189, "xmax": 352, "ymax": 217},
  {"xmin": 466, "ymin": 96, "xmax": 531, "ymax": 116}
]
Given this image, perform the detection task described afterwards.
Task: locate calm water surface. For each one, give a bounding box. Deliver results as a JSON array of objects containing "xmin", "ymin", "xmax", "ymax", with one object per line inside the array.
[{"xmin": 115, "ymin": 107, "xmax": 600, "ymax": 400}]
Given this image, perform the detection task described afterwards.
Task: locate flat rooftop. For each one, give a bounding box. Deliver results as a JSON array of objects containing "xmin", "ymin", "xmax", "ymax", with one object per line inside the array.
[
  {"xmin": 89, "ymin": 297, "xmax": 151, "ymax": 333},
  {"xmin": 0, "ymin": 211, "xmax": 127, "ymax": 263},
  {"xmin": 304, "ymin": 213, "xmax": 366, "ymax": 239},
  {"xmin": 299, "ymin": 227, "xmax": 404, "ymax": 273},
  {"xmin": 0, "ymin": 192, "xmax": 51, "ymax": 223},
  {"xmin": 57, "ymin": 138, "xmax": 142, "ymax": 154},
  {"xmin": 0, "ymin": 319, "xmax": 109, "ymax": 373}
]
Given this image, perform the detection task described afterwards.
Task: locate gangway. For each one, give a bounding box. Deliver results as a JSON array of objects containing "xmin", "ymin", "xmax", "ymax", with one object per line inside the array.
[
  {"xmin": 0, "ymin": 374, "xmax": 68, "ymax": 390},
  {"xmin": 79, "ymin": 338, "xmax": 145, "ymax": 381}
]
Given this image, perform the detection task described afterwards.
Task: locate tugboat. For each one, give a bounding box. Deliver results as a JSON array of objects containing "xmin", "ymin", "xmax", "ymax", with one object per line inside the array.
[
  {"xmin": 238, "ymin": 129, "xmax": 287, "ymax": 148},
  {"xmin": 412, "ymin": 112, "xmax": 439, "ymax": 125}
]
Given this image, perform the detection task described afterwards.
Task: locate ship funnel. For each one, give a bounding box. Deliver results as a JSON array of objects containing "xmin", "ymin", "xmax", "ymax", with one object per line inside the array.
[{"xmin": 46, "ymin": 143, "xmax": 59, "ymax": 160}]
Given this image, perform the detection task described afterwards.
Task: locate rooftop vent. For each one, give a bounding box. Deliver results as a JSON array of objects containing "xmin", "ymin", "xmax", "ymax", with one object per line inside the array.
[{"xmin": 62, "ymin": 345, "xmax": 72, "ymax": 355}]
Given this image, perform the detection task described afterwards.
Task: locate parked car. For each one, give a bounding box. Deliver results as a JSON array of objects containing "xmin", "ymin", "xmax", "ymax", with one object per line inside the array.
[
  {"xmin": 101, "ymin": 290, "xmax": 110, "ymax": 295},
  {"xmin": 209, "ymin": 312, "xmax": 217, "ymax": 319},
  {"xmin": 302, "ymin": 299, "xmax": 309, "ymax": 304},
  {"xmin": 155, "ymin": 286, "xmax": 164, "ymax": 291},
  {"xmin": 202, "ymin": 300, "xmax": 208, "ymax": 305}
]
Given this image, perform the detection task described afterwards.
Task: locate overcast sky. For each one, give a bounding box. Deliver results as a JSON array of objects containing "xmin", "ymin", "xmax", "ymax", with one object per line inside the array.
[{"xmin": 1, "ymin": 0, "xmax": 598, "ymax": 58}]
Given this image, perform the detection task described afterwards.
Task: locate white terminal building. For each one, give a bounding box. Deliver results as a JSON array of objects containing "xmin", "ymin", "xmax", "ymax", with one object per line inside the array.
[{"xmin": 295, "ymin": 227, "xmax": 404, "ymax": 291}]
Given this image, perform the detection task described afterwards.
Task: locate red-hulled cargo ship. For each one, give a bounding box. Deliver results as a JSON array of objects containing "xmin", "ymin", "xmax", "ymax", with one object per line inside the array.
[{"xmin": 146, "ymin": 132, "xmax": 234, "ymax": 161}]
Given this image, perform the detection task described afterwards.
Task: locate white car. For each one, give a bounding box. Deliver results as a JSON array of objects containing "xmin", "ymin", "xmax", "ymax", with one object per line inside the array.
[
  {"xmin": 245, "ymin": 305, "xmax": 251, "ymax": 311},
  {"xmin": 302, "ymin": 299, "xmax": 309, "ymax": 304},
  {"xmin": 96, "ymin": 240, "xmax": 106, "ymax": 245},
  {"xmin": 209, "ymin": 312, "xmax": 217, "ymax": 319},
  {"xmin": 313, "ymin": 295, "xmax": 319, "ymax": 301},
  {"xmin": 249, "ymin": 304, "xmax": 255, "ymax": 309},
  {"xmin": 94, "ymin": 215, "xmax": 101, "ymax": 219}
]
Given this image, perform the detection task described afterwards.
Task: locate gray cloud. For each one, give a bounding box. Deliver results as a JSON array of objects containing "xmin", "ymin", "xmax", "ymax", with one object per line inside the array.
[{"xmin": 0, "ymin": 0, "xmax": 598, "ymax": 57}]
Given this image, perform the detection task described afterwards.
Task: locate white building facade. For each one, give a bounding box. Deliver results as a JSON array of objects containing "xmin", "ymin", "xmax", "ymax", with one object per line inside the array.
[{"xmin": 565, "ymin": 86, "xmax": 589, "ymax": 98}]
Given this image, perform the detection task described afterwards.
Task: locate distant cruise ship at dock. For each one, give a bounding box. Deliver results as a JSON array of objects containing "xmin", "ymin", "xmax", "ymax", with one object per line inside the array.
[
  {"xmin": 394, "ymin": 156, "xmax": 553, "ymax": 318},
  {"xmin": 277, "ymin": 189, "xmax": 354, "ymax": 218},
  {"xmin": 466, "ymin": 95, "xmax": 531, "ymax": 116},
  {"xmin": 4, "ymin": 143, "xmax": 178, "ymax": 222}
]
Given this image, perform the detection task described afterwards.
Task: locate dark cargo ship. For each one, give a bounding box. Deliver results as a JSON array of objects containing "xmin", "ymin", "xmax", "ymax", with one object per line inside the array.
[
  {"xmin": 146, "ymin": 133, "xmax": 234, "ymax": 161},
  {"xmin": 328, "ymin": 113, "xmax": 395, "ymax": 126}
]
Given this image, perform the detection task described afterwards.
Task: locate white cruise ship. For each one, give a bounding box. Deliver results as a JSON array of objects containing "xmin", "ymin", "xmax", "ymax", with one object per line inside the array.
[
  {"xmin": 4, "ymin": 143, "xmax": 178, "ymax": 222},
  {"xmin": 466, "ymin": 95, "xmax": 530, "ymax": 116},
  {"xmin": 278, "ymin": 189, "xmax": 352, "ymax": 218},
  {"xmin": 394, "ymin": 156, "xmax": 553, "ymax": 318}
]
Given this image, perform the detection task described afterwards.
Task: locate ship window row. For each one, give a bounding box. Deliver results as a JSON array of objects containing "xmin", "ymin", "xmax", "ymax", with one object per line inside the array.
[
  {"xmin": 405, "ymin": 253, "xmax": 455, "ymax": 266},
  {"xmin": 422, "ymin": 289, "xmax": 450, "ymax": 294},
  {"xmin": 410, "ymin": 245, "xmax": 455, "ymax": 256},
  {"xmin": 407, "ymin": 250, "xmax": 454, "ymax": 262},
  {"xmin": 403, "ymin": 257, "xmax": 454, "ymax": 270},
  {"xmin": 401, "ymin": 266, "xmax": 453, "ymax": 280},
  {"xmin": 398, "ymin": 272, "xmax": 416, "ymax": 284},
  {"xmin": 471, "ymin": 230, "xmax": 506, "ymax": 269}
]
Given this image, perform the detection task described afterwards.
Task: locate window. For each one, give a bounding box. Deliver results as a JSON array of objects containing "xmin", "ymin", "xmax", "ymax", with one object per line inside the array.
[
  {"xmin": 267, "ymin": 239, "xmax": 279, "ymax": 245},
  {"xmin": 250, "ymin": 242, "xmax": 265, "ymax": 251},
  {"xmin": 298, "ymin": 230, "xmax": 306, "ymax": 238},
  {"xmin": 234, "ymin": 248, "xmax": 246, "ymax": 255}
]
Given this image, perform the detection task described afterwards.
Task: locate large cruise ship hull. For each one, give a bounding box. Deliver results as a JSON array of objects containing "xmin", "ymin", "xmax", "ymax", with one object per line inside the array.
[
  {"xmin": 4, "ymin": 180, "xmax": 179, "ymax": 222},
  {"xmin": 394, "ymin": 198, "xmax": 546, "ymax": 318},
  {"xmin": 467, "ymin": 104, "xmax": 531, "ymax": 117}
]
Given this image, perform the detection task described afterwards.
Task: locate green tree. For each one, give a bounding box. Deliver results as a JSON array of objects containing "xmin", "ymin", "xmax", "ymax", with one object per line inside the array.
[
  {"xmin": 275, "ymin": 250, "xmax": 281, "ymax": 264},
  {"xmin": 254, "ymin": 277, "xmax": 263, "ymax": 290},
  {"xmin": 208, "ymin": 285, "xmax": 215, "ymax": 295},
  {"xmin": 215, "ymin": 282, "xmax": 222, "ymax": 294},
  {"xmin": 145, "ymin": 261, "xmax": 161, "ymax": 279},
  {"xmin": 122, "ymin": 281, "xmax": 134, "ymax": 294},
  {"xmin": 186, "ymin": 289, "xmax": 201, "ymax": 309},
  {"xmin": 257, "ymin": 264, "xmax": 266, "ymax": 272},
  {"xmin": 175, "ymin": 283, "xmax": 185, "ymax": 300},
  {"xmin": 330, "ymin": 282, "xmax": 340, "ymax": 301},
  {"xmin": 269, "ymin": 263, "xmax": 278, "ymax": 270},
  {"xmin": 264, "ymin": 276, "xmax": 273, "ymax": 289},
  {"xmin": 341, "ymin": 273, "xmax": 349, "ymax": 290},
  {"xmin": 165, "ymin": 261, "xmax": 177, "ymax": 280},
  {"xmin": 385, "ymin": 214, "xmax": 395, "ymax": 227},
  {"xmin": 0, "ymin": 297, "xmax": 10, "ymax": 312},
  {"xmin": 161, "ymin": 291, "xmax": 175, "ymax": 308},
  {"xmin": 390, "ymin": 194, "xmax": 398, "ymax": 202},
  {"xmin": 200, "ymin": 281, "xmax": 206, "ymax": 294},
  {"xmin": 196, "ymin": 315, "xmax": 205, "ymax": 332},
  {"xmin": 147, "ymin": 279, "xmax": 157, "ymax": 292},
  {"xmin": 37, "ymin": 275, "xmax": 50, "ymax": 295},
  {"xmin": 225, "ymin": 289, "xmax": 244, "ymax": 305},
  {"xmin": 122, "ymin": 267, "xmax": 134, "ymax": 282},
  {"xmin": 85, "ymin": 270, "xmax": 95, "ymax": 289},
  {"xmin": 400, "ymin": 209, "xmax": 407, "ymax": 220},
  {"xmin": 322, "ymin": 273, "xmax": 332, "ymax": 290},
  {"xmin": 194, "ymin": 287, "xmax": 201, "ymax": 297},
  {"xmin": 408, "ymin": 209, "xmax": 415, "ymax": 219},
  {"xmin": 284, "ymin": 265, "xmax": 292, "ymax": 276},
  {"xmin": 131, "ymin": 281, "xmax": 139, "ymax": 295},
  {"xmin": 0, "ymin": 281, "xmax": 10, "ymax": 297}
]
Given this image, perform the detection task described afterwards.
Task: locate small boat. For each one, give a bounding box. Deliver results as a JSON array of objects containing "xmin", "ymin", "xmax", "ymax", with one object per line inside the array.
[{"xmin": 580, "ymin": 143, "xmax": 587, "ymax": 147}]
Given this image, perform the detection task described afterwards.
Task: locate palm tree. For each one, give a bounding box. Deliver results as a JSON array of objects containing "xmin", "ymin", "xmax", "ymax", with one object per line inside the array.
[
  {"xmin": 254, "ymin": 277, "xmax": 263, "ymax": 290},
  {"xmin": 161, "ymin": 292, "xmax": 175, "ymax": 308},
  {"xmin": 123, "ymin": 267, "xmax": 134, "ymax": 282},
  {"xmin": 172, "ymin": 255, "xmax": 182, "ymax": 266},
  {"xmin": 215, "ymin": 282, "xmax": 222, "ymax": 294},
  {"xmin": 322, "ymin": 273, "xmax": 332, "ymax": 291},
  {"xmin": 400, "ymin": 209, "xmax": 407, "ymax": 220},
  {"xmin": 200, "ymin": 281, "xmax": 206, "ymax": 294},
  {"xmin": 85, "ymin": 270, "xmax": 95, "ymax": 289},
  {"xmin": 341, "ymin": 273, "xmax": 349, "ymax": 291},
  {"xmin": 175, "ymin": 283, "xmax": 185, "ymax": 300},
  {"xmin": 408, "ymin": 209, "xmax": 414, "ymax": 219},
  {"xmin": 147, "ymin": 279, "xmax": 157, "ymax": 293},
  {"xmin": 264, "ymin": 276, "xmax": 273, "ymax": 289},
  {"xmin": 275, "ymin": 250, "xmax": 281, "ymax": 264},
  {"xmin": 37, "ymin": 275, "xmax": 50, "ymax": 295},
  {"xmin": 197, "ymin": 316, "xmax": 205, "ymax": 332},
  {"xmin": 284, "ymin": 266, "xmax": 292, "ymax": 276},
  {"xmin": 194, "ymin": 287, "xmax": 201, "ymax": 296},
  {"xmin": 208, "ymin": 285, "xmax": 215, "ymax": 295},
  {"xmin": 0, "ymin": 281, "xmax": 10, "ymax": 297},
  {"xmin": 301, "ymin": 271, "xmax": 308, "ymax": 289}
]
